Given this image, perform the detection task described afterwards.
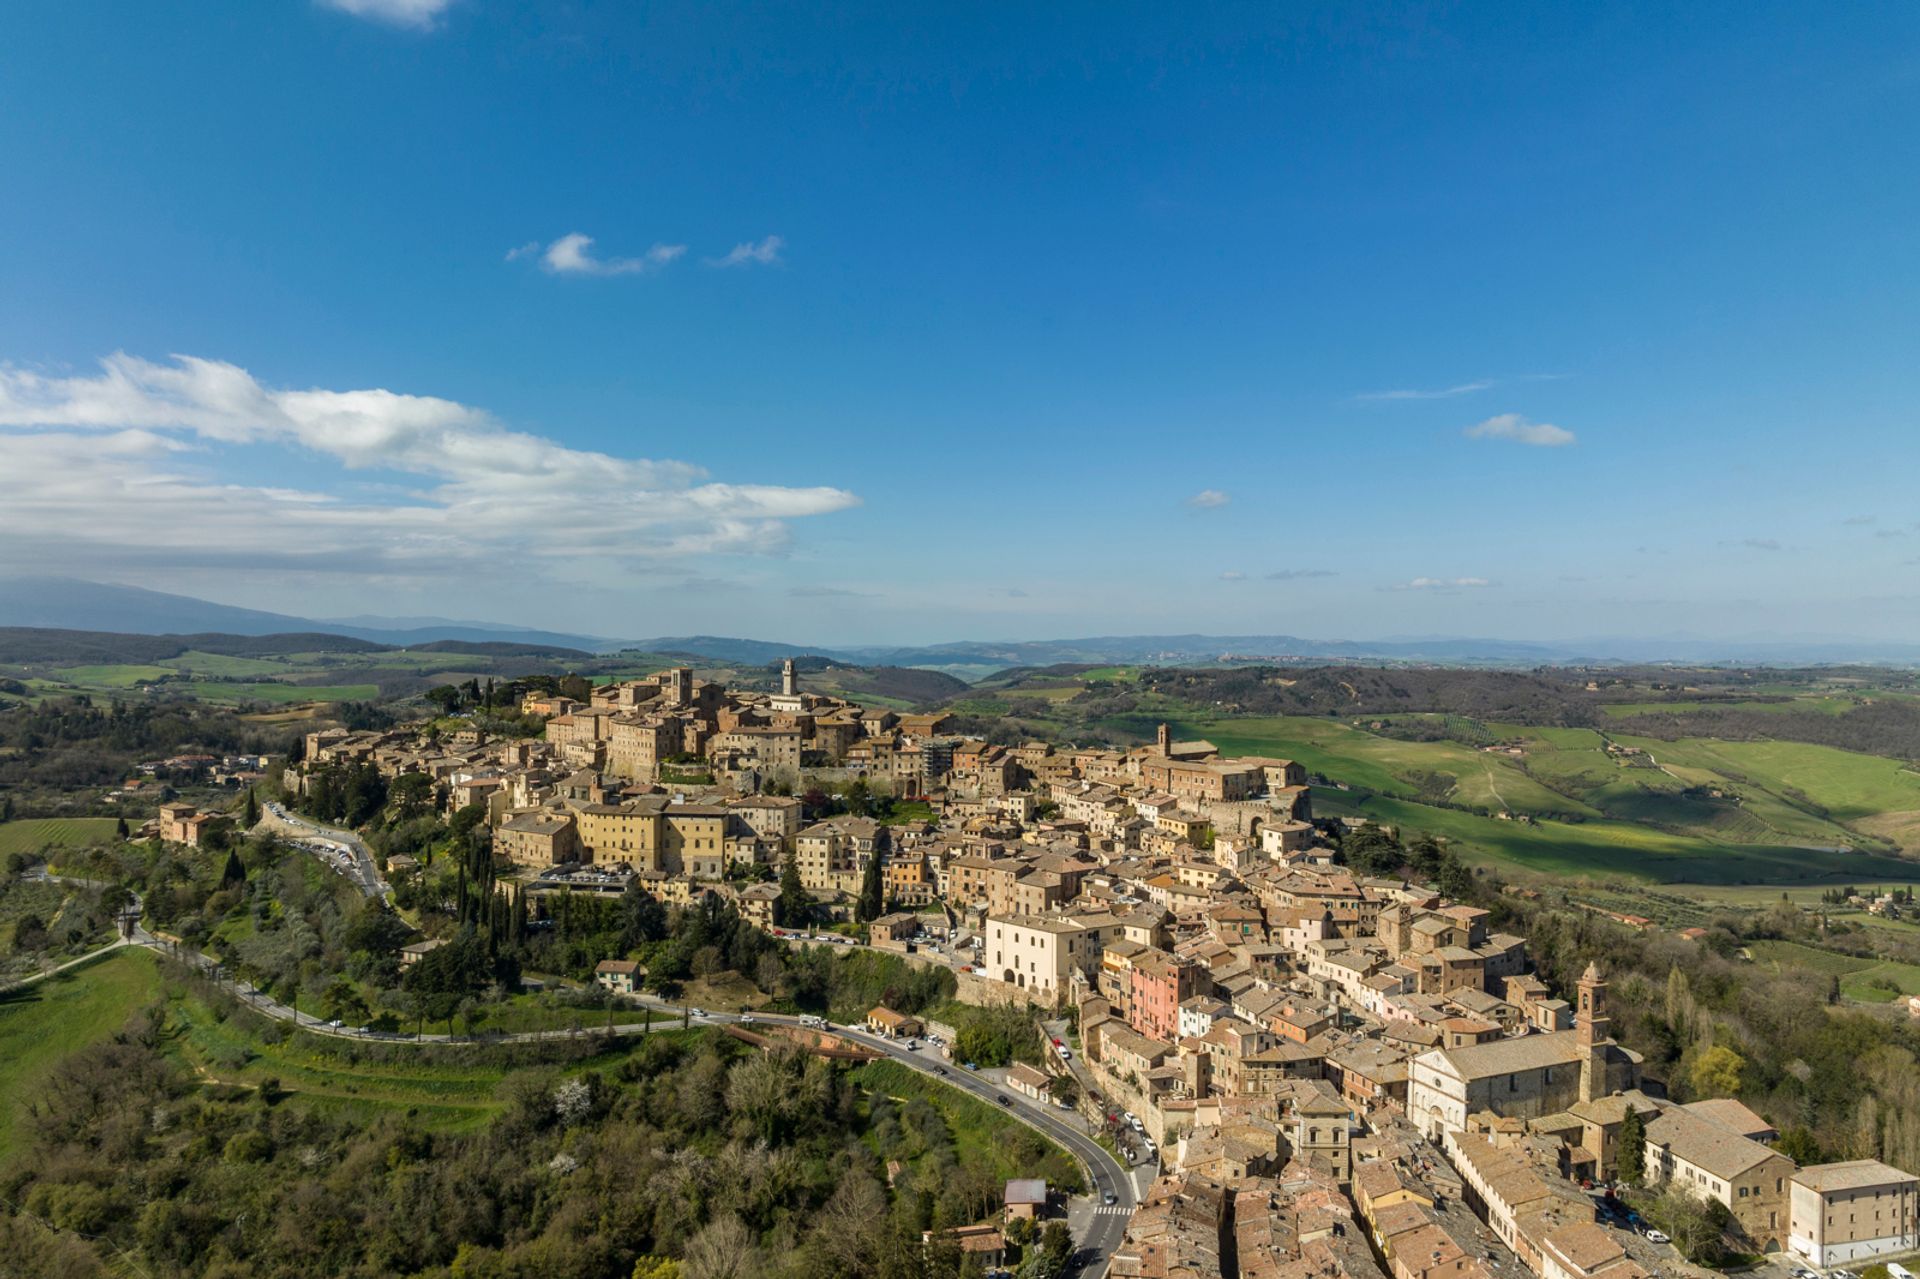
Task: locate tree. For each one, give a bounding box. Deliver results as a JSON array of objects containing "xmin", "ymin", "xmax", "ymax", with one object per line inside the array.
[
  {"xmin": 243, "ymin": 786, "xmax": 259, "ymax": 828},
  {"xmin": 1617, "ymin": 1105, "xmax": 1646, "ymax": 1184},
  {"xmin": 856, "ymin": 851, "xmax": 884, "ymax": 922},
  {"xmin": 221, "ymin": 848, "xmax": 247, "ymax": 888},
  {"xmin": 777, "ymin": 850, "xmax": 809, "ymax": 928},
  {"xmin": 682, "ymin": 1213, "xmax": 757, "ymax": 1279},
  {"xmin": 1690, "ymin": 1044, "xmax": 1746, "ymax": 1099},
  {"xmin": 1773, "ymin": 1124, "xmax": 1823, "ymax": 1166},
  {"xmin": 115, "ymin": 815, "xmax": 130, "ymax": 841}
]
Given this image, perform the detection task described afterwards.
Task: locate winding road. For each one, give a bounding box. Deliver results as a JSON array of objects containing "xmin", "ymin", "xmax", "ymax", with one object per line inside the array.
[
  {"xmin": 257, "ymin": 802, "xmax": 391, "ymax": 899},
  {"xmin": 52, "ymin": 920, "xmax": 1144, "ymax": 1277}
]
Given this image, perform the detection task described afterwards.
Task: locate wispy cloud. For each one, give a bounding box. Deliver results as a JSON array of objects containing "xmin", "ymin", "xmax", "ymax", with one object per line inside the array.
[
  {"xmin": 318, "ymin": 0, "xmax": 456, "ymax": 29},
  {"xmin": 710, "ymin": 235, "xmax": 785, "ymax": 268},
  {"xmin": 1187, "ymin": 489, "xmax": 1230, "ymax": 509},
  {"xmin": 1731, "ymin": 537, "xmax": 1783, "ymax": 552},
  {"xmin": 0, "ymin": 353, "xmax": 859, "ymax": 578},
  {"xmin": 515, "ymin": 233, "xmax": 687, "ymax": 277},
  {"xmin": 1843, "ymin": 514, "xmax": 1878, "ymax": 526},
  {"xmin": 1462, "ymin": 413, "xmax": 1575, "ymax": 447},
  {"xmin": 1391, "ymin": 576, "xmax": 1494, "ymax": 591},
  {"xmin": 1266, "ymin": 569, "xmax": 1336, "ymax": 581},
  {"xmin": 1355, "ymin": 373, "xmax": 1562, "ymax": 403},
  {"xmin": 787, "ymin": 585, "xmax": 875, "ymax": 599},
  {"xmin": 1356, "ymin": 380, "xmax": 1494, "ymax": 402},
  {"xmin": 1219, "ymin": 571, "xmax": 1246, "ymax": 581}
]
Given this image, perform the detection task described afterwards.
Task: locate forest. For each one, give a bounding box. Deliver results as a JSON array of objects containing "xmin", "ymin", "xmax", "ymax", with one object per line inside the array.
[{"xmin": 1, "ymin": 981, "xmax": 1076, "ymax": 1279}]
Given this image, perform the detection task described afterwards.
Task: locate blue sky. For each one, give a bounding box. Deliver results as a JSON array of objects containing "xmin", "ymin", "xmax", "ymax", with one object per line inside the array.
[{"xmin": 1, "ymin": 2, "xmax": 1916, "ymax": 645}]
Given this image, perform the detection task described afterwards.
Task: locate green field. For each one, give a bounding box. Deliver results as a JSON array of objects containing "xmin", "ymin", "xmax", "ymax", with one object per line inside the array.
[
  {"xmin": 1311, "ymin": 788, "xmax": 1919, "ymax": 885},
  {"xmin": 1744, "ymin": 939, "xmax": 1920, "ymax": 1004},
  {"xmin": 850, "ymin": 1058, "xmax": 1084, "ymax": 1190},
  {"xmin": 166, "ymin": 988, "xmax": 681, "ymax": 1132},
  {"xmin": 0, "ymin": 948, "xmax": 164, "ymax": 1160},
  {"xmin": 189, "ymin": 680, "xmax": 381, "ymax": 704},
  {"xmin": 0, "ymin": 817, "xmax": 122, "ymax": 856},
  {"xmin": 49, "ymin": 663, "xmax": 177, "ymax": 686}
]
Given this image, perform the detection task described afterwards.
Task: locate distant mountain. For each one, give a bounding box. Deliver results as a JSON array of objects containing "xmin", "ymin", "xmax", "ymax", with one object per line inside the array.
[
  {"xmin": 624, "ymin": 636, "xmax": 833, "ymax": 664},
  {"xmin": 0, "ymin": 577, "xmax": 614, "ymax": 652},
  {"xmin": 0, "ymin": 575, "xmax": 319, "ymax": 637},
  {"xmin": 8, "ymin": 578, "xmax": 1920, "ymax": 674}
]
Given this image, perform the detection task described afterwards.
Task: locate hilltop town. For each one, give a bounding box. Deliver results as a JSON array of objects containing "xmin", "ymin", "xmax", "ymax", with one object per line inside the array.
[{"xmin": 264, "ymin": 662, "xmax": 1920, "ymax": 1279}]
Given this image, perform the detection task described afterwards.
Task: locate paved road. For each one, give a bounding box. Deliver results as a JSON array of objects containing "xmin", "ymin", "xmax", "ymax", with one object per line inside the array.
[
  {"xmin": 259, "ymin": 802, "xmax": 391, "ymax": 899},
  {"xmin": 836, "ymin": 1029, "xmax": 1144, "ymax": 1276}
]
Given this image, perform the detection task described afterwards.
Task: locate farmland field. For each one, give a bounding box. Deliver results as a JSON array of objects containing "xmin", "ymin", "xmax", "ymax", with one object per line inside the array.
[
  {"xmin": 1744, "ymin": 939, "xmax": 1920, "ymax": 1004},
  {"xmin": 0, "ymin": 948, "xmax": 164, "ymax": 1161},
  {"xmin": 1310, "ymin": 788, "xmax": 1919, "ymax": 885},
  {"xmin": 0, "ymin": 817, "xmax": 122, "ymax": 856}
]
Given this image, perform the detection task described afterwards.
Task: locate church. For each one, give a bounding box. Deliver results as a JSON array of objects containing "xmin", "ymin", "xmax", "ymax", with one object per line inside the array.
[{"xmin": 1407, "ymin": 964, "xmax": 1642, "ymax": 1139}]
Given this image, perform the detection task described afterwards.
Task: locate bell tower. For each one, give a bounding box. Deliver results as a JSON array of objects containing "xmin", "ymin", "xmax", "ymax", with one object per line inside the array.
[
  {"xmin": 781, "ymin": 658, "xmax": 797, "ymax": 697},
  {"xmin": 1577, "ymin": 962, "xmax": 1611, "ymax": 1101}
]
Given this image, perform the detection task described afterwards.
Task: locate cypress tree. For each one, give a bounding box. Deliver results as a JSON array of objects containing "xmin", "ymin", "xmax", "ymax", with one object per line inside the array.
[{"xmin": 1618, "ymin": 1105, "xmax": 1646, "ymax": 1184}]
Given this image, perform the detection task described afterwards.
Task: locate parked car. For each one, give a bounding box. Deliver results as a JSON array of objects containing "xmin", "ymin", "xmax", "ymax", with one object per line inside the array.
[
  {"xmin": 1642, "ymin": 1230, "xmax": 1669, "ymax": 1245},
  {"xmin": 996, "ymin": 1095, "xmax": 1011, "ymax": 1106}
]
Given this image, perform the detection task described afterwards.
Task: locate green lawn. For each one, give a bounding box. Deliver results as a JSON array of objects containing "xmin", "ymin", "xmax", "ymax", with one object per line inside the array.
[
  {"xmin": 0, "ymin": 948, "xmax": 164, "ymax": 1161},
  {"xmin": 0, "ymin": 817, "xmax": 122, "ymax": 856}
]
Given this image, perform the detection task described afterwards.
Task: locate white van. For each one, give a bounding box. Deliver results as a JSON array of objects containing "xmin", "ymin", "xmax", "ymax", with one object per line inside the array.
[{"xmin": 1885, "ymin": 1264, "xmax": 1914, "ymax": 1279}]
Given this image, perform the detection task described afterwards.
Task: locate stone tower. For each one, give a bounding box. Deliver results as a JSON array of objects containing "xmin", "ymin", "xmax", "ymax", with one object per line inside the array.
[
  {"xmin": 781, "ymin": 658, "xmax": 797, "ymax": 697},
  {"xmin": 1577, "ymin": 962, "xmax": 1611, "ymax": 1102},
  {"xmin": 1157, "ymin": 722, "xmax": 1172, "ymax": 755}
]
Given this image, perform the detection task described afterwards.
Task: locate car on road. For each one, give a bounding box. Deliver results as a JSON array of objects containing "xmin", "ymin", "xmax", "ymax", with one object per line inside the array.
[
  {"xmin": 689, "ymin": 1007, "xmax": 707, "ymax": 1018},
  {"xmin": 963, "ymin": 1061, "xmax": 978, "ymax": 1071},
  {"xmin": 739, "ymin": 1014, "xmax": 755, "ymax": 1024},
  {"xmin": 1642, "ymin": 1230, "xmax": 1669, "ymax": 1245},
  {"xmin": 326, "ymin": 1018, "xmax": 343, "ymax": 1029},
  {"xmin": 1103, "ymin": 1192, "xmax": 1118, "ymax": 1205},
  {"xmin": 996, "ymin": 1094, "xmax": 1011, "ymax": 1106},
  {"xmin": 934, "ymin": 1066, "xmax": 948, "ymax": 1076}
]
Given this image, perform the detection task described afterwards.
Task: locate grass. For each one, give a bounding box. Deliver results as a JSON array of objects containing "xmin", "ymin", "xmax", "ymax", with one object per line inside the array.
[
  {"xmin": 850, "ymin": 1058, "xmax": 1084, "ymax": 1191},
  {"xmin": 188, "ymin": 680, "xmax": 380, "ymax": 704},
  {"xmin": 1314, "ymin": 788, "xmax": 1920, "ymax": 886},
  {"xmin": 0, "ymin": 948, "xmax": 164, "ymax": 1161},
  {"xmin": 165, "ymin": 987, "xmax": 682, "ymax": 1132},
  {"xmin": 1743, "ymin": 939, "xmax": 1920, "ymax": 1003},
  {"xmin": 0, "ymin": 817, "xmax": 122, "ymax": 856},
  {"xmin": 53, "ymin": 663, "xmax": 181, "ymax": 686}
]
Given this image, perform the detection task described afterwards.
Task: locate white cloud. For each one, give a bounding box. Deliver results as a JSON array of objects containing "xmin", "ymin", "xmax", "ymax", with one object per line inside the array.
[
  {"xmin": 1187, "ymin": 489, "xmax": 1230, "ymax": 509},
  {"xmin": 1462, "ymin": 413, "xmax": 1575, "ymax": 447},
  {"xmin": 1392, "ymin": 577, "xmax": 1493, "ymax": 591},
  {"xmin": 522, "ymin": 233, "xmax": 687, "ymax": 277},
  {"xmin": 318, "ymin": 0, "xmax": 456, "ymax": 29},
  {"xmin": 1357, "ymin": 380, "xmax": 1494, "ymax": 402},
  {"xmin": 710, "ymin": 235, "xmax": 785, "ymax": 268},
  {"xmin": 1267, "ymin": 569, "xmax": 1336, "ymax": 581},
  {"xmin": 0, "ymin": 354, "xmax": 859, "ymax": 577},
  {"xmin": 1219, "ymin": 571, "xmax": 1246, "ymax": 581}
]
